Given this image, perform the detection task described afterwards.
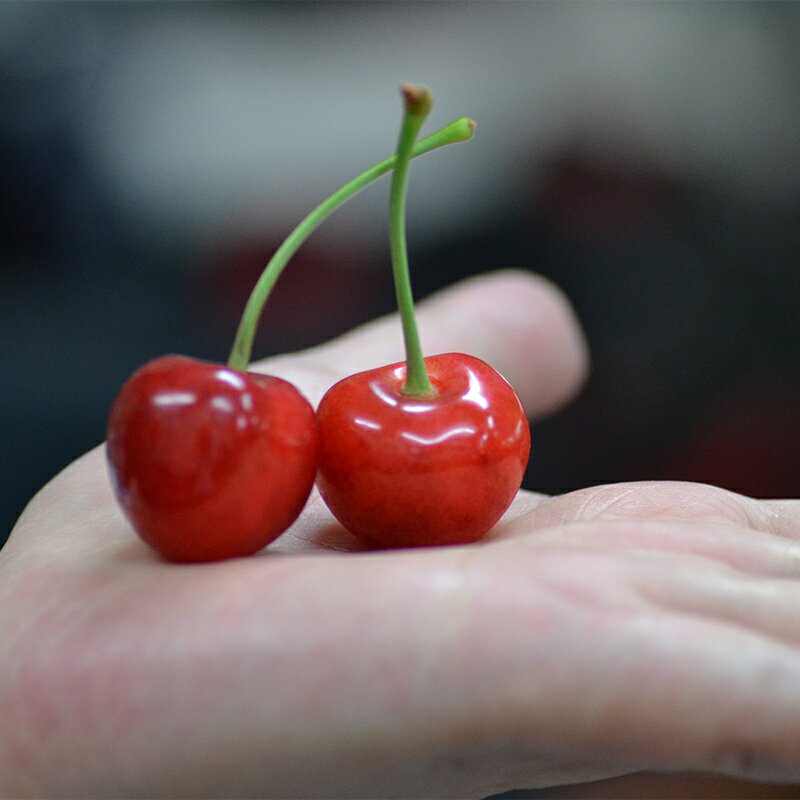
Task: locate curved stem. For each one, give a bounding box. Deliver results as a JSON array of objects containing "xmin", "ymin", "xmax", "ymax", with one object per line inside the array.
[
  {"xmin": 390, "ymin": 85, "xmax": 434, "ymax": 397},
  {"xmin": 227, "ymin": 116, "xmax": 475, "ymax": 371}
]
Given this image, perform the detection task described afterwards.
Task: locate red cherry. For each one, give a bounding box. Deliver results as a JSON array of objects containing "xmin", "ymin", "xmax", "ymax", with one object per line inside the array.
[
  {"xmin": 106, "ymin": 355, "xmax": 317, "ymax": 562},
  {"xmin": 316, "ymin": 353, "xmax": 530, "ymax": 548}
]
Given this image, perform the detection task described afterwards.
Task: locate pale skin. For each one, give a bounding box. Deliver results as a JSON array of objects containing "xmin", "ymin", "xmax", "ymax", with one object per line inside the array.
[{"xmin": 2, "ymin": 270, "xmax": 799, "ymax": 799}]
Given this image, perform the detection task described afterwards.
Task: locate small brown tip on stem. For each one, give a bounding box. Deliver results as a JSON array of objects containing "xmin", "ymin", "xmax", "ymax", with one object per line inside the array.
[
  {"xmin": 400, "ymin": 83, "xmax": 433, "ymax": 116},
  {"xmin": 467, "ymin": 119, "xmax": 477, "ymax": 132}
]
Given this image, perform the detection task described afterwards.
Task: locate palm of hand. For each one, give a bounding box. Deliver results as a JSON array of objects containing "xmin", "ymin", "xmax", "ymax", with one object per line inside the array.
[{"xmin": 2, "ymin": 272, "xmax": 799, "ymax": 799}]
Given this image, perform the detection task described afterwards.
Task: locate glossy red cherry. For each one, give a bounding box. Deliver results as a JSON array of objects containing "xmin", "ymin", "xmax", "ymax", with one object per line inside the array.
[
  {"xmin": 106, "ymin": 355, "xmax": 317, "ymax": 562},
  {"xmin": 316, "ymin": 352, "xmax": 530, "ymax": 548}
]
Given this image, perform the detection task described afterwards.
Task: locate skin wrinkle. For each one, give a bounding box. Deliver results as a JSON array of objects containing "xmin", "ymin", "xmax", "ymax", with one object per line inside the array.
[
  {"xmin": 519, "ymin": 482, "xmax": 800, "ymax": 546},
  {"xmin": 517, "ymin": 601, "xmax": 800, "ymax": 783},
  {"xmin": 632, "ymin": 556, "xmax": 800, "ymax": 650},
  {"xmin": 500, "ymin": 513, "xmax": 800, "ymax": 585},
  {"xmin": 659, "ymin": 637, "xmax": 799, "ymax": 782},
  {"xmin": 486, "ymin": 534, "xmax": 800, "ymax": 775},
  {"xmin": 464, "ymin": 571, "xmax": 695, "ymax": 776},
  {"xmin": 576, "ymin": 482, "xmax": 755, "ymax": 527},
  {"xmin": 688, "ymin": 640, "xmax": 800, "ymax": 783}
]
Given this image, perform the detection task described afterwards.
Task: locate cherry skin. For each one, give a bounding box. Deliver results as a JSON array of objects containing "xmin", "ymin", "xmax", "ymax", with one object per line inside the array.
[
  {"xmin": 106, "ymin": 355, "xmax": 318, "ymax": 562},
  {"xmin": 315, "ymin": 352, "xmax": 530, "ymax": 548}
]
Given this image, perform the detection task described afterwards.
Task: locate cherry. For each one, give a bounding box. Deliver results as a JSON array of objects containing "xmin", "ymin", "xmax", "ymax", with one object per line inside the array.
[
  {"xmin": 315, "ymin": 86, "xmax": 530, "ymax": 547},
  {"xmin": 316, "ymin": 353, "xmax": 530, "ymax": 547},
  {"xmin": 106, "ymin": 111, "xmax": 476, "ymax": 561},
  {"xmin": 107, "ymin": 356, "xmax": 317, "ymax": 562}
]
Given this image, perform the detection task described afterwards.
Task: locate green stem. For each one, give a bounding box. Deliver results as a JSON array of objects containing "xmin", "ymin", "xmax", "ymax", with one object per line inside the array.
[
  {"xmin": 390, "ymin": 85, "xmax": 435, "ymax": 396},
  {"xmin": 227, "ymin": 116, "xmax": 475, "ymax": 371}
]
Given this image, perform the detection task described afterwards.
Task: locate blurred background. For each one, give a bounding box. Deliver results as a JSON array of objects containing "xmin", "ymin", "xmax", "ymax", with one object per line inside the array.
[
  {"xmin": 2, "ymin": 4, "xmax": 800, "ymax": 797},
  {"xmin": 2, "ymin": 0, "xmax": 799, "ymax": 542}
]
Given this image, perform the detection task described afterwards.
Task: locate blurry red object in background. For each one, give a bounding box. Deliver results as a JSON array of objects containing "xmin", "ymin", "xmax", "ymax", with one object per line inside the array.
[
  {"xmin": 193, "ymin": 235, "xmax": 389, "ymax": 358},
  {"xmin": 657, "ymin": 381, "xmax": 800, "ymax": 498}
]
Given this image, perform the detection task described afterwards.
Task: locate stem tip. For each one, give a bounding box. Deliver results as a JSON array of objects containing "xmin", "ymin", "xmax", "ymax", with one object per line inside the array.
[{"xmin": 400, "ymin": 83, "xmax": 433, "ymax": 117}]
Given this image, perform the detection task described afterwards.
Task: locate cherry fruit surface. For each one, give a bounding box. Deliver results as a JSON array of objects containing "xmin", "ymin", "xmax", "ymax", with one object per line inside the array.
[
  {"xmin": 316, "ymin": 352, "xmax": 530, "ymax": 547},
  {"xmin": 107, "ymin": 355, "xmax": 317, "ymax": 562}
]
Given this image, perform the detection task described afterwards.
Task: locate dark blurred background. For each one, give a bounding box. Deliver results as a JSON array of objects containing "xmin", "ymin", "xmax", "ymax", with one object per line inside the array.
[{"xmin": 3, "ymin": 0, "xmax": 799, "ymax": 544}]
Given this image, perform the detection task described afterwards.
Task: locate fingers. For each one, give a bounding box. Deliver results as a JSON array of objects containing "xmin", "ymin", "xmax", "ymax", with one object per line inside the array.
[
  {"xmin": 259, "ymin": 269, "xmax": 589, "ymax": 415},
  {"xmin": 444, "ymin": 535, "xmax": 800, "ymax": 787}
]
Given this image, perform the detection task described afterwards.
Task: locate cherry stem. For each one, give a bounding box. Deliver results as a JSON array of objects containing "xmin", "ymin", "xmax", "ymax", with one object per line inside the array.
[
  {"xmin": 227, "ymin": 115, "xmax": 475, "ymax": 372},
  {"xmin": 390, "ymin": 84, "xmax": 436, "ymax": 397}
]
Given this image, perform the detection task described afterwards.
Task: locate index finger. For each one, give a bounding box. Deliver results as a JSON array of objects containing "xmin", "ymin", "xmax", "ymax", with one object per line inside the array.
[{"xmin": 258, "ymin": 269, "xmax": 590, "ymax": 416}]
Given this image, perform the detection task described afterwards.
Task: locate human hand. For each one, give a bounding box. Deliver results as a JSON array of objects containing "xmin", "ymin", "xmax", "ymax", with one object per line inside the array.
[{"xmin": 2, "ymin": 270, "xmax": 799, "ymax": 799}]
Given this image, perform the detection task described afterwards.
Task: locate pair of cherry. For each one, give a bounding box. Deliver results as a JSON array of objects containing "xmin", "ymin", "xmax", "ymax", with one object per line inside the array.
[{"xmin": 106, "ymin": 87, "xmax": 531, "ymax": 562}]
